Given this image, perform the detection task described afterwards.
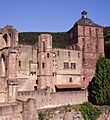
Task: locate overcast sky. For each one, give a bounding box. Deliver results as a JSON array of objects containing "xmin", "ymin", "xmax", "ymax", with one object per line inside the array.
[{"xmin": 0, "ymin": 0, "xmax": 110, "ymax": 32}]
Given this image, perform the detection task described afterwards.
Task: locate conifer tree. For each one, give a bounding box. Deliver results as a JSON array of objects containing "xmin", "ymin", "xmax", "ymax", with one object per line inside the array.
[{"xmin": 88, "ymin": 56, "xmax": 109, "ymax": 105}]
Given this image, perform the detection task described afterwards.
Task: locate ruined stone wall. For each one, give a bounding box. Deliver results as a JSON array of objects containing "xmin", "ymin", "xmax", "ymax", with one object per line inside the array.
[
  {"xmin": 0, "ymin": 102, "xmax": 22, "ymax": 120},
  {"xmin": 16, "ymin": 45, "xmax": 37, "ymax": 91},
  {"xmin": 0, "ymin": 25, "xmax": 18, "ymax": 49}
]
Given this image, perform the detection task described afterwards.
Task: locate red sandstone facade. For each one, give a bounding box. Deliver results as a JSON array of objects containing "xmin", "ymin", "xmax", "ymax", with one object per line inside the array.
[{"xmin": 67, "ymin": 10, "xmax": 104, "ymax": 87}]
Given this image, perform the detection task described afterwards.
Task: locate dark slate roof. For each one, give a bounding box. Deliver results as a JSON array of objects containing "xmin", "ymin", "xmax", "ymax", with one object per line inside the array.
[{"xmin": 74, "ymin": 18, "xmax": 103, "ymax": 28}]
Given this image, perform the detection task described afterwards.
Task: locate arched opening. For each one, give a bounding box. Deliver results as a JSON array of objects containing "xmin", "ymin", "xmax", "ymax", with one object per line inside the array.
[
  {"xmin": 3, "ymin": 34, "xmax": 8, "ymax": 45},
  {"xmin": 1, "ymin": 54, "xmax": 6, "ymax": 77}
]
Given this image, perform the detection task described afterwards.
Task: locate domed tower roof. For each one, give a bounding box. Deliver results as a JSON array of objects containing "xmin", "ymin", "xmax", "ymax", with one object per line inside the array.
[{"xmin": 74, "ymin": 10, "xmax": 103, "ymax": 27}]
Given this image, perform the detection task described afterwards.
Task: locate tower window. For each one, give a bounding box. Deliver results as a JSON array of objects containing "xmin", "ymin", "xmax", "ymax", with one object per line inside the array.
[
  {"xmin": 83, "ymin": 27, "xmax": 85, "ymax": 36},
  {"xmin": 34, "ymin": 86, "xmax": 37, "ymax": 91},
  {"xmin": 82, "ymin": 38, "xmax": 85, "ymax": 43},
  {"xmin": 78, "ymin": 53, "xmax": 80, "ymax": 58},
  {"xmin": 64, "ymin": 62, "xmax": 69, "ymax": 69},
  {"xmin": 42, "ymin": 63, "xmax": 45, "ymax": 68},
  {"xmin": 71, "ymin": 63, "xmax": 76, "ymax": 69},
  {"xmin": 19, "ymin": 61, "xmax": 21, "ymax": 67},
  {"xmin": 43, "ymin": 41, "xmax": 45, "ymax": 52},
  {"xmin": 36, "ymin": 80, "xmax": 38, "ymax": 84},
  {"xmin": 47, "ymin": 53, "xmax": 49, "ymax": 58},
  {"xmin": 96, "ymin": 44, "xmax": 98, "ymax": 51},
  {"xmin": 89, "ymin": 28, "xmax": 91, "ymax": 36},
  {"xmin": 96, "ymin": 28, "xmax": 99, "ymax": 37},
  {"xmin": 57, "ymin": 51, "xmax": 59, "ymax": 56},
  {"xmin": 87, "ymin": 44, "xmax": 89, "ymax": 50},
  {"xmin": 37, "ymin": 62, "xmax": 39, "ymax": 69}
]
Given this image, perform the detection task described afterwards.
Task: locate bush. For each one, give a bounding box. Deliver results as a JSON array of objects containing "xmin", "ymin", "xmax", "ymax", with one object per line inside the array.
[
  {"xmin": 38, "ymin": 112, "xmax": 45, "ymax": 120},
  {"xmin": 76, "ymin": 102, "xmax": 101, "ymax": 120}
]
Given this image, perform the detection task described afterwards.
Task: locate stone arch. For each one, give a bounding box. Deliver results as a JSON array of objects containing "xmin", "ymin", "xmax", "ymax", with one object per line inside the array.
[{"xmin": 0, "ymin": 54, "xmax": 6, "ymax": 77}]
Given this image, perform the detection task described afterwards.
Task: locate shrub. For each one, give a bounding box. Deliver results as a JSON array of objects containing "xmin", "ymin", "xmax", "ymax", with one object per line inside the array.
[
  {"xmin": 76, "ymin": 102, "xmax": 101, "ymax": 120},
  {"xmin": 38, "ymin": 112, "xmax": 45, "ymax": 120}
]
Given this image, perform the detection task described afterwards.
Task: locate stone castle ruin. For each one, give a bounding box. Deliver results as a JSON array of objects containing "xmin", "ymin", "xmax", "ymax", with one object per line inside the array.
[{"xmin": 0, "ymin": 10, "xmax": 104, "ymax": 120}]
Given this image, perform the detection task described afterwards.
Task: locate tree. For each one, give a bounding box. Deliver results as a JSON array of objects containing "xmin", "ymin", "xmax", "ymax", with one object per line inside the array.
[{"xmin": 88, "ymin": 56, "xmax": 110, "ymax": 105}]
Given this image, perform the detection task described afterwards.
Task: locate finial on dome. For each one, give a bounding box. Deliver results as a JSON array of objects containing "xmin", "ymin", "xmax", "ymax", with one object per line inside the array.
[{"xmin": 81, "ymin": 9, "xmax": 87, "ymax": 19}]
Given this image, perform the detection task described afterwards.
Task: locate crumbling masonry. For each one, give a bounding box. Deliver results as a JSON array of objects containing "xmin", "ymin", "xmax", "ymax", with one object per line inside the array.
[{"xmin": 0, "ymin": 10, "xmax": 104, "ymax": 120}]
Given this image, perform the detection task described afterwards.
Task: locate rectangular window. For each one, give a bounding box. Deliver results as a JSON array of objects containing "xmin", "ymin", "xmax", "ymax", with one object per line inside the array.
[
  {"xmin": 83, "ymin": 27, "xmax": 85, "ymax": 36},
  {"xmin": 64, "ymin": 62, "xmax": 69, "ymax": 69},
  {"xmin": 78, "ymin": 53, "xmax": 80, "ymax": 58},
  {"xmin": 53, "ymin": 72, "xmax": 57, "ymax": 77},
  {"xmin": 82, "ymin": 38, "xmax": 85, "ymax": 43},
  {"xmin": 71, "ymin": 63, "xmax": 76, "ymax": 69},
  {"xmin": 47, "ymin": 53, "xmax": 49, "ymax": 58},
  {"xmin": 19, "ymin": 61, "xmax": 21, "ymax": 67},
  {"xmin": 68, "ymin": 52, "xmax": 70, "ymax": 57},
  {"xmin": 42, "ymin": 63, "xmax": 45, "ymax": 69},
  {"xmin": 36, "ymin": 80, "xmax": 38, "ymax": 84},
  {"xmin": 37, "ymin": 62, "xmax": 39, "ymax": 69},
  {"xmin": 96, "ymin": 28, "xmax": 99, "ymax": 37},
  {"xmin": 72, "ymin": 46, "xmax": 74, "ymax": 50},
  {"xmin": 89, "ymin": 28, "xmax": 91, "ymax": 36},
  {"xmin": 43, "ymin": 41, "xmax": 45, "ymax": 52},
  {"xmin": 57, "ymin": 51, "xmax": 59, "ymax": 56},
  {"xmin": 69, "ymin": 77, "xmax": 72, "ymax": 82},
  {"xmin": 34, "ymin": 86, "xmax": 37, "ymax": 91}
]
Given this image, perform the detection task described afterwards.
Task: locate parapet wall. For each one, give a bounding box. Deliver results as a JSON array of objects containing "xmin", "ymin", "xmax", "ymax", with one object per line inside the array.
[{"xmin": 17, "ymin": 90, "xmax": 88, "ymax": 109}]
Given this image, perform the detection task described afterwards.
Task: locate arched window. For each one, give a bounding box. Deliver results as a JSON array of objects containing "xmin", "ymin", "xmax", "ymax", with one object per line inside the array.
[
  {"xmin": 1, "ymin": 54, "xmax": 6, "ymax": 76},
  {"xmin": 3, "ymin": 34, "xmax": 8, "ymax": 44}
]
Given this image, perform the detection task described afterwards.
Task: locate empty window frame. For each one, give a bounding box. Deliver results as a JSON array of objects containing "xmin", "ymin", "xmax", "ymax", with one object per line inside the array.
[
  {"xmin": 47, "ymin": 53, "xmax": 49, "ymax": 58},
  {"xmin": 64, "ymin": 62, "xmax": 69, "ymax": 69},
  {"xmin": 69, "ymin": 77, "xmax": 72, "ymax": 82},
  {"xmin": 19, "ymin": 61, "xmax": 21, "ymax": 67},
  {"xmin": 68, "ymin": 52, "xmax": 70, "ymax": 57},
  {"xmin": 71, "ymin": 63, "xmax": 76, "ymax": 69},
  {"xmin": 43, "ymin": 41, "xmax": 45, "ymax": 51},
  {"xmin": 42, "ymin": 63, "xmax": 45, "ymax": 69}
]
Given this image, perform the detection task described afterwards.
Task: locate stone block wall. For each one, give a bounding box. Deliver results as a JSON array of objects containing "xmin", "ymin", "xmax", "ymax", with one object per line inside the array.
[
  {"xmin": 17, "ymin": 90, "xmax": 88, "ymax": 109},
  {"xmin": 0, "ymin": 102, "xmax": 22, "ymax": 120}
]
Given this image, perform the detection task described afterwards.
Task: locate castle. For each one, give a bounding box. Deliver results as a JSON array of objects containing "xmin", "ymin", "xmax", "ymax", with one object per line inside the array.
[{"xmin": 0, "ymin": 10, "xmax": 104, "ymax": 119}]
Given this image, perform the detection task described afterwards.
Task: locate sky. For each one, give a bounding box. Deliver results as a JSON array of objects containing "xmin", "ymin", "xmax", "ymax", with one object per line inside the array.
[{"xmin": 0, "ymin": 0, "xmax": 110, "ymax": 32}]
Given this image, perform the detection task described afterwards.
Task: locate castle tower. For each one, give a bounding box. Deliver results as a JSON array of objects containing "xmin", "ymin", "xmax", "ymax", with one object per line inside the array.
[
  {"xmin": 67, "ymin": 10, "xmax": 104, "ymax": 88},
  {"xmin": 37, "ymin": 34, "xmax": 53, "ymax": 91}
]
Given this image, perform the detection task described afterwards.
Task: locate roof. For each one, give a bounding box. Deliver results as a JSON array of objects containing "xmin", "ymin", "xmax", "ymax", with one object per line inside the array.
[
  {"xmin": 74, "ymin": 10, "xmax": 103, "ymax": 28},
  {"xmin": 55, "ymin": 84, "xmax": 81, "ymax": 89},
  {"xmin": 74, "ymin": 18, "xmax": 103, "ymax": 28}
]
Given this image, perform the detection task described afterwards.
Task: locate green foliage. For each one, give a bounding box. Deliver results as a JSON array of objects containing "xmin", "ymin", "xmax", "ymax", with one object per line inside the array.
[
  {"xmin": 19, "ymin": 32, "xmax": 67, "ymax": 48},
  {"xmin": 104, "ymin": 27, "xmax": 110, "ymax": 59},
  {"xmin": 38, "ymin": 112, "xmax": 45, "ymax": 120},
  {"xmin": 76, "ymin": 102, "xmax": 101, "ymax": 120},
  {"xmin": 88, "ymin": 56, "xmax": 110, "ymax": 105}
]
